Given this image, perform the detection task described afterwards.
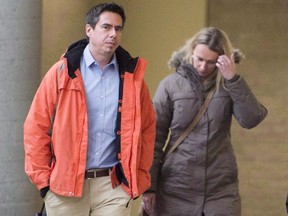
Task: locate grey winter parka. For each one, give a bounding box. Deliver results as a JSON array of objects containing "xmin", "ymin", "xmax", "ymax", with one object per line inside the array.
[{"xmin": 149, "ymin": 63, "xmax": 267, "ymax": 216}]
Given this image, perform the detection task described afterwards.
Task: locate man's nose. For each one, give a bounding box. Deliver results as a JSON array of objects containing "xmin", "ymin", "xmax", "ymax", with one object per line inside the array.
[{"xmin": 109, "ymin": 28, "xmax": 117, "ymax": 37}]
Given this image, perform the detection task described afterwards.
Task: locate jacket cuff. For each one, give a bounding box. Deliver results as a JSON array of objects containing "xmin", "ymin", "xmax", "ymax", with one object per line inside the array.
[{"xmin": 225, "ymin": 74, "xmax": 240, "ymax": 84}]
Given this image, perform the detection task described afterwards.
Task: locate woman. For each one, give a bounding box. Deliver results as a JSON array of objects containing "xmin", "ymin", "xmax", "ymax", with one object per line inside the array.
[{"xmin": 141, "ymin": 27, "xmax": 267, "ymax": 216}]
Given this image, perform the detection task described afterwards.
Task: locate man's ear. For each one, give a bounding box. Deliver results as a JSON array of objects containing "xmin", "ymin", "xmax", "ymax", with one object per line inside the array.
[{"xmin": 85, "ymin": 24, "xmax": 92, "ymax": 37}]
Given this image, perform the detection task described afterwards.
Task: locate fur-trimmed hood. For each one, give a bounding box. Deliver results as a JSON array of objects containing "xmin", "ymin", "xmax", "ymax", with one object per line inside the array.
[
  {"xmin": 168, "ymin": 47, "xmax": 187, "ymax": 69},
  {"xmin": 168, "ymin": 45, "xmax": 244, "ymax": 70}
]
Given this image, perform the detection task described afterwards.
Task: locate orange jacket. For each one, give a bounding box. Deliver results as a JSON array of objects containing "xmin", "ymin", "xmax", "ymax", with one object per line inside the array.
[{"xmin": 24, "ymin": 40, "xmax": 156, "ymax": 198}]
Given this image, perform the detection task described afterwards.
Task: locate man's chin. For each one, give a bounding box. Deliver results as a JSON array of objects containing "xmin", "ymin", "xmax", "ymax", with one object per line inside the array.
[{"xmin": 105, "ymin": 46, "xmax": 118, "ymax": 54}]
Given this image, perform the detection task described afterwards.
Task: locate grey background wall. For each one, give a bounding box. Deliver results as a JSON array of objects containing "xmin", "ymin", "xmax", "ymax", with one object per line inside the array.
[{"xmin": 0, "ymin": 0, "xmax": 286, "ymax": 215}]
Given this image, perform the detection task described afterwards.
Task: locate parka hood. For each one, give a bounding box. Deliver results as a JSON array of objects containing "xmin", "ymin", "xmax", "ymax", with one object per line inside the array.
[
  {"xmin": 168, "ymin": 47, "xmax": 200, "ymax": 81},
  {"xmin": 168, "ymin": 46, "xmax": 217, "ymax": 94},
  {"xmin": 168, "ymin": 47, "xmax": 187, "ymax": 69}
]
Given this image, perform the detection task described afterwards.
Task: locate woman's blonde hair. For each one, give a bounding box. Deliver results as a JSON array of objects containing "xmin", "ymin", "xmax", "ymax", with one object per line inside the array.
[{"xmin": 168, "ymin": 27, "xmax": 244, "ymax": 89}]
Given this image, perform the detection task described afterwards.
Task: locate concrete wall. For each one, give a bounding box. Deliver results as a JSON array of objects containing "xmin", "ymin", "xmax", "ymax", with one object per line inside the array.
[
  {"xmin": 0, "ymin": 0, "xmax": 42, "ymax": 215},
  {"xmin": 208, "ymin": 0, "xmax": 288, "ymax": 215}
]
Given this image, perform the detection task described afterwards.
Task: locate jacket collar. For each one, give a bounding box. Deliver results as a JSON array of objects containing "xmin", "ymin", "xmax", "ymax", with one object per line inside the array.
[{"xmin": 63, "ymin": 39, "xmax": 139, "ymax": 78}]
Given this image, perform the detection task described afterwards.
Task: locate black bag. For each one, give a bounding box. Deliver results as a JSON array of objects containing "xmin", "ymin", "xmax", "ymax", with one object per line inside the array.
[
  {"xmin": 35, "ymin": 202, "xmax": 46, "ymax": 216},
  {"xmin": 286, "ymin": 193, "xmax": 288, "ymax": 214}
]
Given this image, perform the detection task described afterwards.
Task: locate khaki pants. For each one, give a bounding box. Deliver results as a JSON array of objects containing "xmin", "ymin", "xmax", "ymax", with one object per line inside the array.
[{"xmin": 44, "ymin": 176, "xmax": 132, "ymax": 216}]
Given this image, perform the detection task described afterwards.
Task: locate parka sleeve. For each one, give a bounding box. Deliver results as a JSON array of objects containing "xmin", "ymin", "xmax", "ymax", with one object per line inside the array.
[
  {"xmin": 148, "ymin": 78, "xmax": 173, "ymax": 192},
  {"xmin": 226, "ymin": 76, "xmax": 267, "ymax": 128},
  {"xmin": 23, "ymin": 62, "xmax": 61, "ymax": 190}
]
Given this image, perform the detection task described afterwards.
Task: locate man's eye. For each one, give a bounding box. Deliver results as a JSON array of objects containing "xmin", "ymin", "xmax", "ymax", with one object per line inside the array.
[
  {"xmin": 115, "ymin": 27, "xmax": 123, "ymax": 32},
  {"xmin": 102, "ymin": 25, "xmax": 110, "ymax": 29}
]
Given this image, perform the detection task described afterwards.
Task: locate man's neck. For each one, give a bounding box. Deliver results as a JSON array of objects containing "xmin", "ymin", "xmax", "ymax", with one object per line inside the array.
[
  {"xmin": 89, "ymin": 46, "xmax": 115, "ymax": 70},
  {"xmin": 95, "ymin": 55, "xmax": 114, "ymax": 69}
]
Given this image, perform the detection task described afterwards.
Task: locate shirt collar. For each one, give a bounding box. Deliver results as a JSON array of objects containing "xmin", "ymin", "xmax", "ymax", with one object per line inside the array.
[{"xmin": 83, "ymin": 45, "xmax": 118, "ymax": 69}]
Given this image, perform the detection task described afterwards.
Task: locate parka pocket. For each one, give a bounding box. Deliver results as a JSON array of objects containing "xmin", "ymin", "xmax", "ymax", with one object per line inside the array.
[{"xmin": 170, "ymin": 92, "xmax": 200, "ymax": 129}]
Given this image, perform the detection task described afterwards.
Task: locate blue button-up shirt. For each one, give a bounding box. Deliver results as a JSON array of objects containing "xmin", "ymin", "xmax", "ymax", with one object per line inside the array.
[{"xmin": 80, "ymin": 45, "xmax": 119, "ymax": 169}]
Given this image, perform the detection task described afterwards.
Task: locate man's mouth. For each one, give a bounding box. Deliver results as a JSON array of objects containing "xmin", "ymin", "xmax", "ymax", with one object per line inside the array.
[{"xmin": 106, "ymin": 41, "xmax": 116, "ymax": 46}]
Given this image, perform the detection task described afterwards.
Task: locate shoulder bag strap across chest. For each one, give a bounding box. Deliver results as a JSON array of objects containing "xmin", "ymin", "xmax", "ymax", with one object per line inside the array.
[{"xmin": 163, "ymin": 86, "xmax": 216, "ymax": 162}]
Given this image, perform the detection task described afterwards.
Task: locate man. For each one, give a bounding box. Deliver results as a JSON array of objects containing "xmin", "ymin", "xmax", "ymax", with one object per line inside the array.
[{"xmin": 24, "ymin": 3, "xmax": 156, "ymax": 216}]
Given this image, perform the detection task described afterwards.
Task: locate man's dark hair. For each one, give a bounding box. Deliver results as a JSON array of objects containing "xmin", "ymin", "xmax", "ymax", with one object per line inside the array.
[{"xmin": 86, "ymin": 3, "xmax": 126, "ymax": 29}]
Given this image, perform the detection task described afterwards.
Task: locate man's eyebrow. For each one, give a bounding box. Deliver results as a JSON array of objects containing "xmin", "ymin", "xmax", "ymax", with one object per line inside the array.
[
  {"xmin": 101, "ymin": 23, "xmax": 112, "ymax": 26},
  {"xmin": 101, "ymin": 23, "xmax": 123, "ymax": 28}
]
